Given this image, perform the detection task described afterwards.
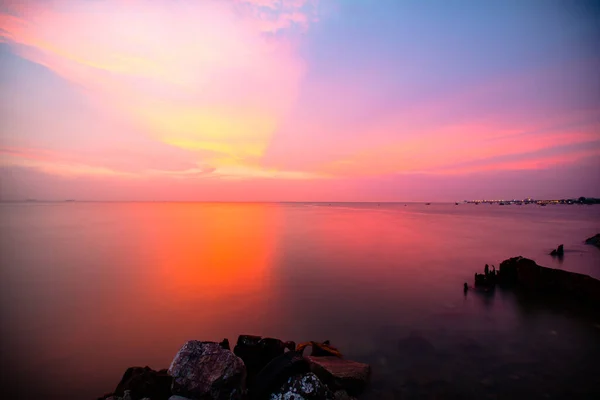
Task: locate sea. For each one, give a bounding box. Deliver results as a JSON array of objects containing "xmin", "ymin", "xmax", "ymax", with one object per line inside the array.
[{"xmin": 1, "ymin": 202, "xmax": 599, "ymax": 399}]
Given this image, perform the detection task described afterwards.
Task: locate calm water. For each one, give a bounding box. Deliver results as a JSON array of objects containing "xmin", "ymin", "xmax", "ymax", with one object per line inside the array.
[{"xmin": 1, "ymin": 202, "xmax": 600, "ymax": 399}]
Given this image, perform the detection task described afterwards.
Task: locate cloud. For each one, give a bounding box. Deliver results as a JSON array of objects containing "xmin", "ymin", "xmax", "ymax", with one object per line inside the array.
[{"xmin": 0, "ymin": 0, "xmax": 320, "ymax": 180}]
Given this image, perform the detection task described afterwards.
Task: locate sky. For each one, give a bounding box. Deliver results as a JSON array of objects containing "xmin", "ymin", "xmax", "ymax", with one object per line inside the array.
[{"xmin": 0, "ymin": 0, "xmax": 599, "ymax": 201}]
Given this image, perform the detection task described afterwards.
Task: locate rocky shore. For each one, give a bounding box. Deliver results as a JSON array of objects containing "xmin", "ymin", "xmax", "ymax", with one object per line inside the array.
[
  {"xmin": 99, "ymin": 337, "xmax": 370, "ymax": 400},
  {"xmin": 99, "ymin": 237, "xmax": 600, "ymax": 400}
]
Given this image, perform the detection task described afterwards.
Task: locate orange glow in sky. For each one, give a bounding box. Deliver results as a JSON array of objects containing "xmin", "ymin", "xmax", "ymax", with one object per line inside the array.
[{"xmin": 1, "ymin": 0, "xmax": 599, "ymax": 201}]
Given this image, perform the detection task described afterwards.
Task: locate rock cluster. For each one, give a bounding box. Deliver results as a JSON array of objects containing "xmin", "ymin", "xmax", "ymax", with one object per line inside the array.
[
  {"xmin": 469, "ymin": 256, "xmax": 600, "ymax": 306},
  {"xmin": 99, "ymin": 337, "xmax": 370, "ymax": 400}
]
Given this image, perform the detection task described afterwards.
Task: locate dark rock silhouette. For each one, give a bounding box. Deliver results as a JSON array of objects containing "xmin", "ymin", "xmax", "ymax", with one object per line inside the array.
[
  {"xmin": 233, "ymin": 335, "xmax": 295, "ymax": 388},
  {"xmin": 168, "ymin": 341, "xmax": 245, "ymax": 400},
  {"xmin": 474, "ymin": 263, "xmax": 497, "ymax": 288},
  {"xmin": 585, "ymin": 234, "xmax": 600, "ymax": 248},
  {"xmin": 220, "ymin": 338, "xmax": 230, "ymax": 351},
  {"xmin": 550, "ymin": 244, "xmax": 564, "ymax": 256},
  {"xmin": 496, "ymin": 256, "xmax": 600, "ymax": 305},
  {"xmin": 98, "ymin": 366, "xmax": 172, "ymax": 400},
  {"xmin": 251, "ymin": 350, "xmax": 311, "ymax": 400}
]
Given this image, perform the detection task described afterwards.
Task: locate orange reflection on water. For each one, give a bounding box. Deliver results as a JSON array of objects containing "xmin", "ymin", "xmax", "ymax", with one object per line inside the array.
[{"xmin": 143, "ymin": 203, "xmax": 282, "ymax": 301}]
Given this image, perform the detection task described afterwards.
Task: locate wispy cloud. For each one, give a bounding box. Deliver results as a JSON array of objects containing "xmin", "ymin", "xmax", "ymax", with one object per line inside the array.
[{"xmin": 0, "ymin": 0, "xmax": 320, "ymax": 179}]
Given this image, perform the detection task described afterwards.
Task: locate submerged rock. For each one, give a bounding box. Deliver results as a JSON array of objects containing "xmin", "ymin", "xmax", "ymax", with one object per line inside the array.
[
  {"xmin": 269, "ymin": 373, "xmax": 333, "ymax": 400},
  {"xmin": 585, "ymin": 234, "xmax": 600, "ymax": 248},
  {"xmin": 168, "ymin": 340, "xmax": 246, "ymax": 400},
  {"xmin": 306, "ymin": 356, "xmax": 371, "ymax": 396}
]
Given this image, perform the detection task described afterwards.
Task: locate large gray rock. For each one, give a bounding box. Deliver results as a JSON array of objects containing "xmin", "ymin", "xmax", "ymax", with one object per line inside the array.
[
  {"xmin": 306, "ymin": 357, "xmax": 370, "ymax": 396},
  {"xmin": 168, "ymin": 341, "xmax": 246, "ymax": 400},
  {"xmin": 270, "ymin": 373, "xmax": 333, "ymax": 400}
]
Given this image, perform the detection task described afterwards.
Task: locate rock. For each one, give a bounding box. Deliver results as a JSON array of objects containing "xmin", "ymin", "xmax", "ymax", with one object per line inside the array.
[
  {"xmin": 104, "ymin": 390, "xmax": 134, "ymax": 400},
  {"xmin": 333, "ymin": 390, "xmax": 356, "ymax": 400},
  {"xmin": 269, "ymin": 373, "xmax": 333, "ymax": 400},
  {"xmin": 306, "ymin": 356, "xmax": 371, "ymax": 396},
  {"xmin": 110, "ymin": 366, "xmax": 172, "ymax": 400},
  {"xmin": 233, "ymin": 335, "xmax": 294, "ymax": 387},
  {"xmin": 237, "ymin": 336, "xmax": 296, "ymax": 383},
  {"xmin": 220, "ymin": 338, "xmax": 231, "ymax": 351},
  {"xmin": 168, "ymin": 341, "xmax": 246, "ymax": 400},
  {"xmin": 497, "ymin": 256, "xmax": 600, "ymax": 305},
  {"xmin": 550, "ymin": 244, "xmax": 564, "ymax": 256},
  {"xmin": 585, "ymin": 234, "xmax": 600, "ymax": 247},
  {"xmin": 252, "ymin": 351, "xmax": 311, "ymax": 399}
]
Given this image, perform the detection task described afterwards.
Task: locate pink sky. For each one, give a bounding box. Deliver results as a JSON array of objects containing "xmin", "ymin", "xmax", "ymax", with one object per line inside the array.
[{"xmin": 1, "ymin": 0, "xmax": 599, "ymax": 201}]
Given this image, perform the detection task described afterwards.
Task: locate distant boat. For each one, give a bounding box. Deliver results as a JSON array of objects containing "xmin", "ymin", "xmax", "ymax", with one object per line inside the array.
[
  {"xmin": 540, "ymin": 203, "xmax": 547, "ymax": 206},
  {"xmin": 65, "ymin": 199, "xmax": 76, "ymax": 202},
  {"xmin": 499, "ymin": 202, "xmax": 505, "ymax": 205},
  {"xmin": 425, "ymin": 203, "xmax": 431, "ymax": 205},
  {"xmin": 455, "ymin": 202, "xmax": 459, "ymax": 205}
]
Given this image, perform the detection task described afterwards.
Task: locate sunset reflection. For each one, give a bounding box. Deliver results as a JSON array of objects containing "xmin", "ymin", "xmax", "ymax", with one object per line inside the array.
[{"xmin": 146, "ymin": 203, "xmax": 281, "ymax": 301}]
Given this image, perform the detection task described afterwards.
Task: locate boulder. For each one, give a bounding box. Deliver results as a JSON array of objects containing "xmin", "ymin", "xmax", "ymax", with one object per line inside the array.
[
  {"xmin": 106, "ymin": 366, "xmax": 172, "ymax": 400},
  {"xmin": 269, "ymin": 373, "xmax": 333, "ymax": 400},
  {"xmin": 585, "ymin": 234, "xmax": 600, "ymax": 248},
  {"xmin": 168, "ymin": 341, "xmax": 246, "ymax": 400},
  {"xmin": 306, "ymin": 356, "xmax": 371, "ymax": 396},
  {"xmin": 233, "ymin": 335, "xmax": 294, "ymax": 386},
  {"xmin": 251, "ymin": 351, "xmax": 311, "ymax": 399}
]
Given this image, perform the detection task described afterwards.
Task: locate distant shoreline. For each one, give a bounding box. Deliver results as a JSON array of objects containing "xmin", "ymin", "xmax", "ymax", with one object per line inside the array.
[{"xmin": 1, "ymin": 200, "xmax": 600, "ymax": 205}]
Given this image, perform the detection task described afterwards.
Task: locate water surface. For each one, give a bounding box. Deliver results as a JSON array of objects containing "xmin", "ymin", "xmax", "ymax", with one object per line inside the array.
[{"xmin": 1, "ymin": 202, "xmax": 599, "ymax": 399}]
